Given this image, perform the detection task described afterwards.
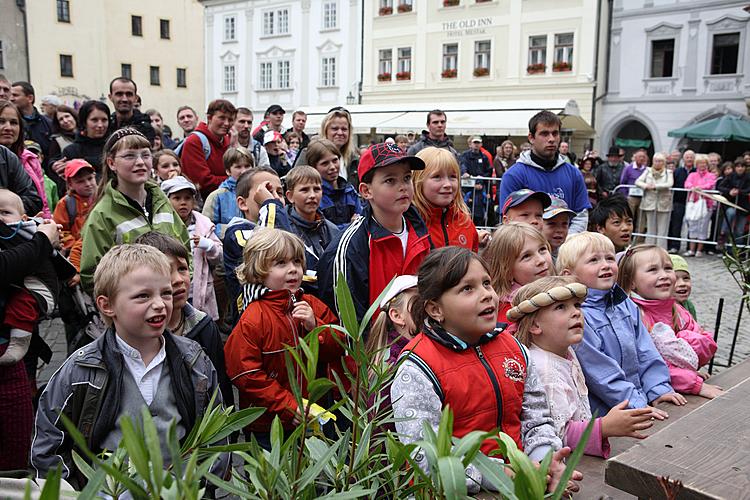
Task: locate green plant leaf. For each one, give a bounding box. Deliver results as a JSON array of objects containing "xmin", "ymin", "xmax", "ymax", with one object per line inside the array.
[
  {"xmin": 306, "ymin": 378, "xmax": 335, "ymax": 404},
  {"xmin": 550, "ymin": 416, "xmax": 595, "ymax": 500},
  {"xmin": 141, "ymin": 408, "xmax": 164, "ymax": 491},
  {"xmin": 358, "ymin": 277, "xmax": 396, "ymax": 338},
  {"xmin": 209, "ymin": 406, "xmax": 265, "ymax": 443},
  {"xmin": 471, "ymin": 452, "xmax": 518, "ymax": 499},
  {"xmin": 437, "ymin": 455, "xmax": 468, "ymax": 498},
  {"xmin": 452, "ymin": 430, "xmax": 495, "ymax": 467},
  {"xmin": 352, "ymin": 421, "xmax": 373, "ymax": 471},
  {"xmin": 321, "ymin": 487, "xmax": 378, "ymax": 499},
  {"xmin": 118, "ymin": 415, "xmax": 151, "ymax": 489},
  {"xmin": 37, "ymin": 464, "xmax": 61, "ymax": 500},
  {"xmin": 297, "ymin": 437, "xmax": 341, "ymax": 490},
  {"xmin": 335, "ymin": 271, "xmax": 360, "ymax": 338},
  {"xmin": 205, "ymin": 471, "xmax": 250, "ymax": 497}
]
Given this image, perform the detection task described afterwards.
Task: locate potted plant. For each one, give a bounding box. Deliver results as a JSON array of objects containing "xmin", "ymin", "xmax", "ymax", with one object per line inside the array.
[
  {"xmin": 527, "ymin": 63, "xmax": 546, "ymax": 74},
  {"xmin": 443, "ymin": 0, "xmax": 460, "ymax": 6},
  {"xmin": 396, "ymin": 71, "xmax": 411, "ymax": 80},
  {"xmin": 397, "ymin": 3, "xmax": 413, "ymax": 12},
  {"xmin": 377, "ymin": 72, "xmax": 392, "ymax": 81},
  {"xmin": 441, "ymin": 68, "xmax": 457, "ymax": 79},
  {"xmin": 473, "ymin": 67, "xmax": 490, "ymax": 77},
  {"xmin": 553, "ymin": 61, "xmax": 572, "ymax": 72},
  {"xmin": 378, "ymin": 5, "xmax": 393, "ymax": 15}
]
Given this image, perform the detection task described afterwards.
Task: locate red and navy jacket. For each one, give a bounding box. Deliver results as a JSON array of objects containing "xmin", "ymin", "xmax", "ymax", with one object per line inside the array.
[
  {"xmin": 423, "ymin": 205, "xmax": 479, "ymax": 251},
  {"xmin": 318, "ymin": 203, "xmax": 431, "ymax": 329}
]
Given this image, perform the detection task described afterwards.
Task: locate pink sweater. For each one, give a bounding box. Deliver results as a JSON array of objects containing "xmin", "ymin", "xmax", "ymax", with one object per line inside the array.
[
  {"xmin": 684, "ymin": 170, "xmax": 717, "ymax": 209},
  {"xmin": 631, "ymin": 296, "xmax": 717, "ymax": 394}
]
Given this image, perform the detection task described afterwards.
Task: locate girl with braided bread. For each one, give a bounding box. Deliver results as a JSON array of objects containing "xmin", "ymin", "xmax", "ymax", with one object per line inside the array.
[{"xmin": 509, "ymin": 276, "xmax": 655, "ymax": 458}]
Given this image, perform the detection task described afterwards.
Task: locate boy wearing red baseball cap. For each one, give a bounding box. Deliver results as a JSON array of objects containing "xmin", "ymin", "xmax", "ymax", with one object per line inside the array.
[
  {"xmin": 52, "ymin": 159, "xmax": 97, "ymax": 272},
  {"xmin": 318, "ymin": 143, "xmax": 431, "ymax": 329}
]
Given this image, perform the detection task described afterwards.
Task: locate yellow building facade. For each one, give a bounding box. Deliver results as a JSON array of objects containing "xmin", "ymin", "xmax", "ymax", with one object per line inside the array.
[{"xmin": 26, "ymin": 0, "xmax": 205, "ymax": 131}]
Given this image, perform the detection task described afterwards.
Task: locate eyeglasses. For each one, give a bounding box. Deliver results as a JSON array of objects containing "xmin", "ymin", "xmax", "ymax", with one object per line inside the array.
[{"xmin": 116, "ymin": 151, "xmax": 153, "ymax": 163}]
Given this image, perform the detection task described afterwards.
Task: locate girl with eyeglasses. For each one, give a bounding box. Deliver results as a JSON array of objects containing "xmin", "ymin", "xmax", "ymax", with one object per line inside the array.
[{"xmin": 79, "ymin": 128, "xmax": 190, "ymax": 293}]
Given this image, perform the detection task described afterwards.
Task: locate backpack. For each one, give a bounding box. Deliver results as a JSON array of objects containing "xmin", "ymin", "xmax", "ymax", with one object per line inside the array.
[
  {"xmin": 174, "ymin": 130, "xmax": 211, "ymax": 160},
  {"xmin": 65, "ymin": 194, "xmax": 77, "ymax": 222}
]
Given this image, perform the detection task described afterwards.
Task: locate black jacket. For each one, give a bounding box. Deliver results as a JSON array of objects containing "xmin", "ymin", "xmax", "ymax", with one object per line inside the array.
[
  {"xmin": 718, "ymin": 172, "xmax": 750, "ymax": 211},
  {"xmin": 459, "ymin": 149, "xmax": 492, "ymax": 177},
  {"xmin": 287, "ymin": 206, "xmax": 341, "ymax": 296},
  {"xmin": 183, "ymin": 304, "xmax": 234, "ymax": 405},
  {"xmin": 62, "ymin": 133, "xmax": 108, "ymax": 172},
  {"xmin": 107, "ymin": 109, "xmax": 155, "ymax": 143},
  {"xmin": 0, "ymin": 144, "xmax": 42, "ymax": 214},
  {"xmin": 407, "ymin": 130, "xmax": 458, "ymax": 158},
  {"xmin": 0, "ymin": 226, "xmax": 53, "ymax": 288},
  {"xmin": 22, "ymin": 107, "xmax": 54, "ymax": 162}
]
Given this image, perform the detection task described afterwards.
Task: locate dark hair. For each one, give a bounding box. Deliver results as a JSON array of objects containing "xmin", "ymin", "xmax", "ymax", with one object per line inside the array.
[
  {"xmin": 236, "ymin": 166, "xmax": 279, "ymax": 199},
  {"xmin": 11, "ymin": 81, "xmax": 34, "ymax": 98},
  {"xmin": 528, "ymin": 110, "xmax": 561, "ymax": 136},
  {"xmin": 236, "ymin": 106, "xmax": 253, "ymax": 117},
  {"xmin": 176, "ymin": 105, "xmax": 197, "ymax": 119},
  {"xmin": 108, "ymin": 77, "xmax": 138, "ymax": 94},
  {"xmin": 53, "ymin": 104, "xmax": 79, "ymax": 134},
  {"xmin": 78, "ymin": 100, "xmax": 111, "ymax": 136},
  {"xmin": 589, "ymin": 194, "xmax": 633, "ymax": 230},
  {"xmin": 426, "ymin": 109, "xmax": 446, "ymax": 125},
  {"xmin": 412, "ymin": 246, "xmax": 490, "ymax": 328},
  {"xmin": 207, "ymin": 99, "xmax": 237, "ymax": 117},
  {"xmin": 134, "ymin": 231, "xmax": 190, "ymax": 262},
  {"xmin": 0, "ymin": 100, "xmax": 25, "ymax": 156}
]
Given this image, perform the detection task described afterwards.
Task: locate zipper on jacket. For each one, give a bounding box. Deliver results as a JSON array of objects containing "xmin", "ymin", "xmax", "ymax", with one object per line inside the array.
[
  {"xmin": 287, "ymin": 292, "xmax": 303, "ymax": 389},
  {"xmin": 475, "ymin": 345, "xmax": 503, "ymax": 428},
  {"xmin": 441, "ymin": 209, "xmax": 450, "ymax": 246}
]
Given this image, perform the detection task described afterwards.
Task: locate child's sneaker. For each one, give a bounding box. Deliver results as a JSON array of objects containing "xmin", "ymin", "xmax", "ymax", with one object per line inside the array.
[
  {"xmin": 683, "ymin": 250, "xmax": 695, "ymax": 257},
  {"xmin": 695, "ymin": 251, "xmax": 703, "ymax": 257}
]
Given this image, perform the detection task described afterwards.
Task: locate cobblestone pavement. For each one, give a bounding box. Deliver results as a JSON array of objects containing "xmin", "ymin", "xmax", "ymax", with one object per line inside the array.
[{"xmin": 37, "ymin": 254, "xmax": 749, "ymax": 385}]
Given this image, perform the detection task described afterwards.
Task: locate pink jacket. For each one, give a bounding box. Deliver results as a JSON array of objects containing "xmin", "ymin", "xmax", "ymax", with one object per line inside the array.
[
  {"xmin": 21, "ymin": 149, "xmax": 51, "ymax": 218},
  {"xmin": 632, "ymin": 296, "xmax": 717, "ymax": 394},
  {"xmin": 189, "ymin": 210, "xmax": 223, "ymax": 320},
  {"xmin": 684, "ymin": 170, "xmax": 717, "ymax": 209}
]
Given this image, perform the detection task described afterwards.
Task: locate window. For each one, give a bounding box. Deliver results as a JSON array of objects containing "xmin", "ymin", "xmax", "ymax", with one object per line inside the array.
[
  {"xmin": 321, "ymin": 57, "xmax": 337, "ymax": 87},
  {"xmin": 553, "ymin": 32, "xmax": 573, "ymax": 71},
  {"xmin": 223, "ymin": 64, "xmax": 236, "ymax": 92},
  {"xmin": 397, "ymin": 47, "xmax": 412, "ymax": 79},
  {"xmin": 121, "ymin": 63, "xmax": 132, "ymax": 79},
  {"xmin": 150, "ymin": 66, "xmax": 160, "ymax": 85},
  {"xmin": 528, "ymin": 35, "xmax": 547, "ymax": 71},
  {"xmin": 474, "ymin": 40, "xmax": 491, "ymax": 75},
  {"xmin": 160, "ymin": 19, "xmax": 170, "ymax": 39},
  {"xmin": 398, "ymin": 0, "xmax": 413, "ymax": 12},
  {"xmin": 59, "ymin": 54, "xmax": 73, "ymax": 77},
  {"xmin": 650, "ymin": 39, "xmax": 674, "ymax": 77},
  {"xmin": 323, "ymin": 2, "xmax": 337, "ymax": 29},
  {"xmin": 260, "ymin": 62, "xmax": 273, "ymax": 89},
  {"xmin": 176, "ymin": 68, "xmax": 187, "ymax": 88},
  {"xmin": 711, "ymin": 33, "xmax": 740, "ymax": 75},
  {"xmin": 263, "ymin": 9, "xmax": 289, "ymax": 36},
  {"xmin": 131, "ymin": 15, "xmax": 143, "ymax": 36},
  {"xmin": 278, "ymin": 60, "xmax": 291, "ymax": 88},
  {"xmin": 224, "ymin": 15, "xmax": 236, "ymax": 41},
  {"xmin": 378, "ymin": 49, "xmax": 392, "ymax": 79},
  {"xmin": 379, "ymin": 0, "xmax": 393, "ymax": 15},
  {"xmin": 442, "ymin": 43, "xmax": 458, "ymax": 72},
  {"xmin": 57, "ymin": 0, "xmax": 70, "ymax": 22}
]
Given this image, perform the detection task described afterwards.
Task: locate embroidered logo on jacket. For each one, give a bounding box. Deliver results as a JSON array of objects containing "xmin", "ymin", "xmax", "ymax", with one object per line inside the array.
[{"xmin": 503, "ymin": 357, "xmax": 525, "ymax": 382}]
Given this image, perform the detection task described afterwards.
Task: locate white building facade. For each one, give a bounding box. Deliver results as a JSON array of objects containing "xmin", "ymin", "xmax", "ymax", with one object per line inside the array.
[
  {"xmin": 595, "ymin": 0, "xmax": 750, "ymax": 154},
  {"xmin": 201, "ymin": 0, "xmax": 362, "ymax": 115}
]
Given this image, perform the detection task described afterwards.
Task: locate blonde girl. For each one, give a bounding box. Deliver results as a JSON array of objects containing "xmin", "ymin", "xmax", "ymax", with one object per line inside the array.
[
  {"xmin": 365, "ymin": 275, "xmax": 418, "ymax": 370},
  {"xmin": 483, "ymin": 222, "xmax": 553, "ymax": 322},
  {"xmin": 413, "ymin": 147, "xmax": 479, "ymax": 251},
  {"xmin": 153, "ymin": 149, "xmax": 182, "ymax": 183}
]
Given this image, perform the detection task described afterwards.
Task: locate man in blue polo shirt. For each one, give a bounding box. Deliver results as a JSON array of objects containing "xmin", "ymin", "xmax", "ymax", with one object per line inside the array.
[{"xmin": 499, "ymin": 110, "xmax": 590, "ymax": 233}]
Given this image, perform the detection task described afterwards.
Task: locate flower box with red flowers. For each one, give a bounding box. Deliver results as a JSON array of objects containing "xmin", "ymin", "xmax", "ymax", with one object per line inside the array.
[
  {"xmin": 377, "ymin": 72, "xmax": 392, "ymax": 82},
  {"xmin": 441, "ymin": 68, "xmax": 457, "ymax": 79},
  {"xmin": 527, "ymin": 63, "xmax": 546, "ymax": 74},
  {"xmin": 553, "ymin": 61, "xmax": 572, "ymax": 72},
  {"xmin": 397, "ymin": 3, "xmax": 413, "ymax": 12},
  {"xmin": 378, "ymin": 6, "xmax": 393, "ymax": 15},
  {"xmin": 396, "ymin": 71, "xmax": 411, "ymax": 81},
  {"xmin": 443, "ymin": 0, "xmax": 460, "ymax": 6},
  {"xmin": 473, "ymin": 67, "xmax": 490, "ymax": 77}
]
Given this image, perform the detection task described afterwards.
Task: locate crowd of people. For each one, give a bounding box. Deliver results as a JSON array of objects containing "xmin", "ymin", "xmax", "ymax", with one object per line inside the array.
[{"xmin": 1, "ymin": 72, "xmax": 748, "ymax": 494}]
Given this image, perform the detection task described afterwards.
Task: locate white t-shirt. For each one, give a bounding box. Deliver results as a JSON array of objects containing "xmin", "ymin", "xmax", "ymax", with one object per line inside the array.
[{"xmin": 393, "ymin": 217, "xmax": 408, "ymax": 258}]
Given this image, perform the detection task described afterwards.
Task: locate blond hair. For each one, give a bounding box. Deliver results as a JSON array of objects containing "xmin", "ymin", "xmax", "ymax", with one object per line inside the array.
[
  {"xmin": 556, "ymin": 231, "xmax": 615, "ymax": 274},
  {"xmin": 482, "ymin": 222, "xmax": 550, "ymax": 299},
  {"xmin": 695, "ymin": 153, "xmax": 710, "ymax": 167},
  {"xmin": 223, "ymin": 146, "xmax": 255, "ymax": 172},
  {"xmin": 93, "ymin": 244, "xmax": 171, "ymax": 325},
  {"xmin": 412, "ymin": 147, "xmax": 470, "ymax": 220},
  {"xmin": 0, "ymin": 188, "xmax": 25, "ymax": 217},
  {"xmin": 320, "ymin": 109, "xmax": 357, "ymax": 169},
  {"xmin": 616, "ymin": 244, "xmax": 670, "ymax": 293},
  {"xmin": 511, "ymin": 276, "xmax": 579, "ymax": 346},
  {"xmin": 366, "ymin": 288, "xmax": 417, "ymax": 373},
  {"xmin": 285, "ymin": 165, "xmax": 322, "ymax": 193},
  {"xmin": 235, "ymin": 228, "xmax": 305, "ymax": 285}
]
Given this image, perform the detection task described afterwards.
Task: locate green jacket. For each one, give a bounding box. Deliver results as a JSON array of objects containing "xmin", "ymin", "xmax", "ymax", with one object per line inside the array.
[{"xmin": 80, "ymin": 181, "xmax": 190, "ymax": 292}]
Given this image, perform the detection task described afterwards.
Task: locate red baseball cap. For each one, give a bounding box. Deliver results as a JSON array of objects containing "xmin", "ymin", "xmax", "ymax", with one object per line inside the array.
[
  {"xmin": 358, "ymin": 143, "xmax": 425, "ymax": 182},
  {"xmin": 64, "ymin": 159, "xmax": 95, "ymax": 180}
]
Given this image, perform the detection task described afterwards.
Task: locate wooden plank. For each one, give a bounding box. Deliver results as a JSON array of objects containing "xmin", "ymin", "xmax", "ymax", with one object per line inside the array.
[{"xmin": 605, "ymin": 360, "xmax": 750, "ymax": 499}]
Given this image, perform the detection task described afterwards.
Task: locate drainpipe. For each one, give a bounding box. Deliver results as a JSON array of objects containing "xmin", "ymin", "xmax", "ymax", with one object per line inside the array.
[
  {"xmin": 590, "ymin": 0, "xmax": 603, "ymax": 131},
  {"xmin": 359, "ymin": 0, "xmax": 364, "ymax": 104},
  {"xmin": 16, "ymin": 0, "xmax": 31, "ymax": 80}
]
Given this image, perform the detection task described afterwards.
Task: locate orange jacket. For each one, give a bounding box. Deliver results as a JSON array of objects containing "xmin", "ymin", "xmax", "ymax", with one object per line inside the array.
[
  {"xmin": 224, "ymin": 286, "xmax": 342, "ymax": 431},
  {"xmin": 424, "ymin": 205, "xmax": 479, "ymax": 251},
  {"xmin": 52, "ymin": 192, "xmax": 94, "ymax": 271}
]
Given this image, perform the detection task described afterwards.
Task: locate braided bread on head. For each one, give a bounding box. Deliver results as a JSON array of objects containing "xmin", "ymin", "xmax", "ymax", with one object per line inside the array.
[{"xmin": 507, "ymin": 282, "xmax": 588, "ymax": 322}]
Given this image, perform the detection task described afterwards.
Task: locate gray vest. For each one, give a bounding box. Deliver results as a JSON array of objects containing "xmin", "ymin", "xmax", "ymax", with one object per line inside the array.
[{"xmin": 101, "ymin": 362, "xmax": 186, "ymax": 459}]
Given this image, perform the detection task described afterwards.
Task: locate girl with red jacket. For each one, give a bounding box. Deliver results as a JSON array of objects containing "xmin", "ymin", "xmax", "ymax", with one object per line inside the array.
[
  {"xmin": 412, "ymin": 147, "xmax": 482, "ymax": 251},
  {"xmin": 223, "ymin": 228, "xmax": 342, "ymax": 448},
  {"xmin": 392, "ymin": 247, "xmax": 580, "ymax": 495}
]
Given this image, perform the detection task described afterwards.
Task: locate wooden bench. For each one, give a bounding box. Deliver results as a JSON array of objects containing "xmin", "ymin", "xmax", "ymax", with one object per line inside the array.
[{"xmin": 576, "ymin": 358, "xmax": 750, "ymax": 499}]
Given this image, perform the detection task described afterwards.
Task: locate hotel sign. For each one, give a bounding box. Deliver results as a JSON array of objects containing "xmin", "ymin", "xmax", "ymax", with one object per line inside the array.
[{"xmin": 442, "ymin": 17, "xmax": 494, "ymax": 37}]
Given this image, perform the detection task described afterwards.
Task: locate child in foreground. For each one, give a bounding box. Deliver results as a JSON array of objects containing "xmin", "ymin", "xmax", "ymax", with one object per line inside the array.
[
  {"xmin": 32, "ymin": 244, "xmax": 226, "ymax": 486},
  {"xmin": 509, "ymin": 277, "xmax": 655, "ymax": 458},
  {"xmin": 483, "ymin": 222, "xmax": 553, "ymax": 322},
  {"xmin": 392, "ymin": 247, "xmax": 580, "ymax": 495},
  {"xmin": 670, "ymin": 254, "xmax": 698, "ymax": 321},
  {"xmin": 365, "ymin": 274, "xmax": 418, "ymax": 369},
  {"xmin": 557, "ymin": 232, "xmax": 685, "ymax": 418},
  {"xmin": 618, "ymin": 245, "xmax": 721, "ymax": 398},
  {"xmin": 223, "ymin": 229, "xmax": 341, "ymax": 449}
]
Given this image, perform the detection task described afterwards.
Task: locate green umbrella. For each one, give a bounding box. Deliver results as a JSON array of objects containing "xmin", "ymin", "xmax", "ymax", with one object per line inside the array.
[{"xmin": 668, "ymin": 114, "xmax": 750, "ymax": 142}]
